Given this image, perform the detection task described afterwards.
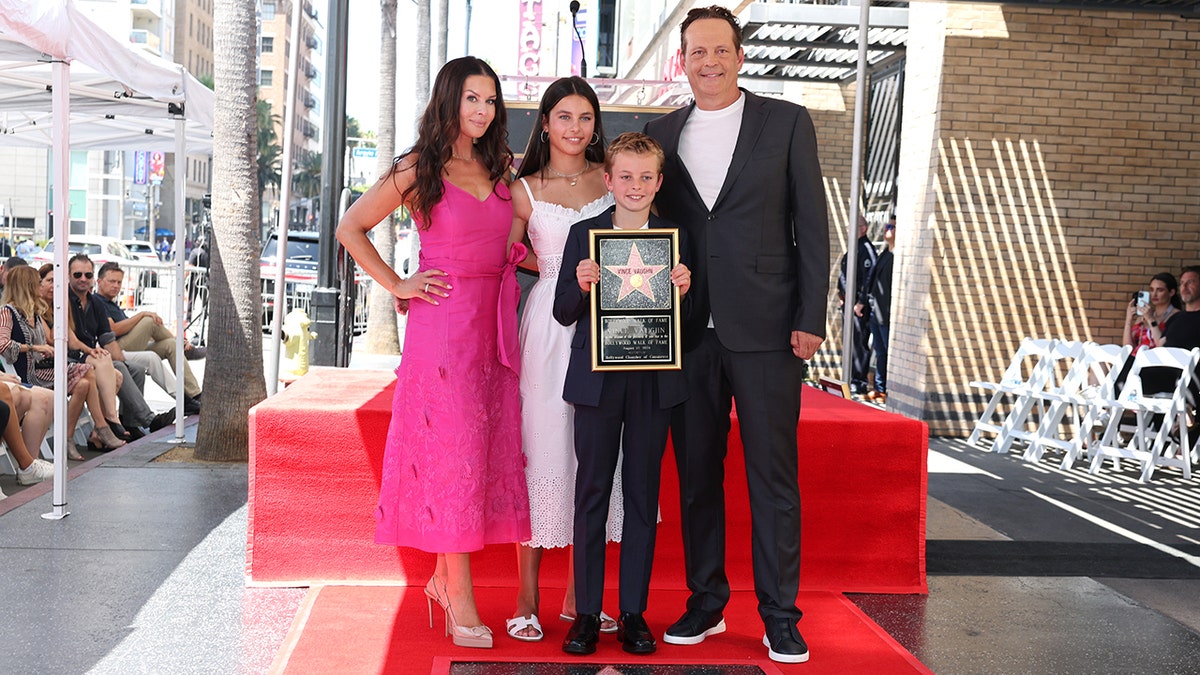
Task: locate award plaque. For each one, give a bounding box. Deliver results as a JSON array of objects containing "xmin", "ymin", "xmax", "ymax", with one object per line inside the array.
[{"xmin": 589, "ymin": 229, "xmax": 682, "ymax": 371}]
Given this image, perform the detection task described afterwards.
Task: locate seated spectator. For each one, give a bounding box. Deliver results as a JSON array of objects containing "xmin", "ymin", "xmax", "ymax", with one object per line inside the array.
[
  {"xmin": 0, "ymin": 255, "xmax": 28, "ymax": 295},
  {"xmin": 1123, "ymin": 272, "xmax": 1181, "ymax": 353},
  {"xmin": 2, "ymin": 266, "xmax": 125, "ymax": 452},
  {"xmin": 0, "ymin": 384, "xmax": 53, "ymax": 488},
  {"xmin": 0, "ymin": 371, "xmax": 54, "ymax": 460},
  {"xmin": 65, "ymin": 256, "xmax": 172, "ymax": 438},
  {"xmin": 94, "ymin": 262, "xmax": 202, "ymax": 415},
  {"xmin": 1161, "ymin": 266, "xmax": 1200, "ymax": 351}
]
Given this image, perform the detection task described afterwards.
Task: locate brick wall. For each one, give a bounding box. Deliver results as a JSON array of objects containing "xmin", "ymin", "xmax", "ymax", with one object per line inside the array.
[{"xmin": 892, "ymin": 2, "xmax": 1200, "ymax": 435}]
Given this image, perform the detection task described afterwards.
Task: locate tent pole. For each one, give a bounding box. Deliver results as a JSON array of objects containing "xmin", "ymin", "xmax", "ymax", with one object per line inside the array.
[
  {"xmin": 43, "ymin": 59, "xmax": 71, "ymax": 521},
  {"xmin": 840, "ymin": 0, "xmax": 872, "ymax": 390},
  {"xmin": 171, "ymin": 118, "xmax": 187, "ymax": 439}
]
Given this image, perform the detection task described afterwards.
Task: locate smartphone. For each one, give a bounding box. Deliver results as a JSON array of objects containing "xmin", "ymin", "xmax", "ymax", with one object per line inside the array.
[{"xmin": 1136, "ymin": 291, "xmax": 1150, "ymax": 307}]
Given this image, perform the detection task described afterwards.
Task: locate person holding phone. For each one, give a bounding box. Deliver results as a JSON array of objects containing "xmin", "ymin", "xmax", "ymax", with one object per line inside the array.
[{"xmin": 1123, "ymin": 272, "xmax": 1182, "ymax": 353}]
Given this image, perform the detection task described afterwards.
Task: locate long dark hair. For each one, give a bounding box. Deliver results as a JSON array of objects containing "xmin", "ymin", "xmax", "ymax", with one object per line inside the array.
[
  {"xmin": 1150, "ymin": 271, "xmax": 1183, "ymax": 310},
  {"xmin": 516, "ymin": 77, "xmax": 607, "ymax": 180},
  {"xmin": 394, "ymin": 56, "xmax": 512, "ymax": 229}
]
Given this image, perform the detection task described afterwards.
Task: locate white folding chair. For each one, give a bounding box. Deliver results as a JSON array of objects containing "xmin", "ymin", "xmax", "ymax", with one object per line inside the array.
[
  {"xmin": 967, "ymin": 338, "xmax": 1057, "ymax": 453},
  {"xmin": 1024, "ymin": 343, "xmax": 1131, "ymax": 469},
  {"xmin": 1089, "ymin": 347, "xmax": 1200, "ymax": 482},
  {"xmin": 992, "ymin": 340, "xmax": 1087, "ymax": 456}
]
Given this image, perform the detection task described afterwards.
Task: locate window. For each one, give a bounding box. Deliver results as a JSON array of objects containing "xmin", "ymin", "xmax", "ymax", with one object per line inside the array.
[
  {"xmin": 262, "ymin": 36, "xmax": 274, "ymax": 53},
  {"xmin": 262, "ymin": 2, "xmax": 276, "ymax": 20},
  {"xmin": 259, "ymin": 69, "xmax": 273, "ymax": 87}
]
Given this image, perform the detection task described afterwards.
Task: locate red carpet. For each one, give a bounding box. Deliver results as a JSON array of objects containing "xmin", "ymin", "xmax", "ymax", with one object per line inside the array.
[
  {"xmin": 248, "ymin": 368, "xmax": 926, "ymax": 594},
  {"xmin": 273, "ymin": 586, "xmax": 931, "ymax": 675}
]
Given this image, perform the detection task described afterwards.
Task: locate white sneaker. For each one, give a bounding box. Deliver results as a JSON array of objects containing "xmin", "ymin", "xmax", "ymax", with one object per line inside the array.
[
  {"xmin": 17, "ymin": 458, "xmax": 54, "ymax": 485},
  {"xmin": 0, "ymin": 485, "xmax": 6, "ymax": 500}
]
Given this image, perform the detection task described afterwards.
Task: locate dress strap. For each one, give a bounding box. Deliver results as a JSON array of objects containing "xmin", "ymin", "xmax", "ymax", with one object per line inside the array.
[{"xmin": 518, "ymin": 176, "xmax": 537, "ymax": 204}]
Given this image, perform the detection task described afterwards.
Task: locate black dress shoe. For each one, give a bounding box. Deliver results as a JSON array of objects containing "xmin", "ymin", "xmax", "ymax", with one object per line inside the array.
[
  {"xmin": 616, "ymin": 612, "xmax": 656, "ymax": 654},
  {"xmin": 148, "ymin": 410, "xmax": 175, "ymax": 432},
  {"xmin": 762, "ymin": 618, "xmax": 809, "ymax": 664},
  {"xmin": 562, "ymin": 613, "xmax": 601, "ymax": 655},
  {"xmin": 183, "ymin": 396, "xmax": 201, "ymax": 416},
  {"xmin": 663, "ymin": 608, "xmax": 726, "ymax": 645}
]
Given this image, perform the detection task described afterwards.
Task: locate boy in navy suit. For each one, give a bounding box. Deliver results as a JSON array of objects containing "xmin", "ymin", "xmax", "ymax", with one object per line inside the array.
[{"xmin": 553, "ymin": 133, "xmax": 692, "ymax": 656}]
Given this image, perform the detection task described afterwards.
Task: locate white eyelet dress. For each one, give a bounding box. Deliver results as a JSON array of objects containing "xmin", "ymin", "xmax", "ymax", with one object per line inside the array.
[{"xmin": 516, "ymin": 177, "xmax": 623, "ymax": 548}]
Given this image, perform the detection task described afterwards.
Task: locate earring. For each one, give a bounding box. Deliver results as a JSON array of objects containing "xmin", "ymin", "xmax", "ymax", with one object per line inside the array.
[
  {"xmin": 540, "ymin": 129, "xmax": 548, "ymax": 143},
  {"xmin": 589, "ymin": 132, "xmax": 600, "ymax": 146}
]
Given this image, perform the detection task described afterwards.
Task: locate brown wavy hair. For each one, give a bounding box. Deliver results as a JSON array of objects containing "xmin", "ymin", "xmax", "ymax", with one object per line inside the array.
[
  {"xmin": 395, "ymin": 56, "xmax": 512, "ymax": 230},
  {"xmin": 36, "ymin": 263, "xmax": 73, "ymax": 331}
]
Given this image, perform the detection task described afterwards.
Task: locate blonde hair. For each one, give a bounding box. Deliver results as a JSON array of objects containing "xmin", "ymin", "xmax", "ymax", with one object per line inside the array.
[
  {"xmin": 2, "ymin": 265, "xmax": 47, "ymax": 323},
  {"xmin": 604, "ymin": 132, "xmax": 665, "ymax": 174}
]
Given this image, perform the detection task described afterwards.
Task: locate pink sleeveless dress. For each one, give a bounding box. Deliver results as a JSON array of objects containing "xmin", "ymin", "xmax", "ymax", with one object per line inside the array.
[{"xmin": 375, "ymin": 179, "xmax": 531, "ymax": 553}]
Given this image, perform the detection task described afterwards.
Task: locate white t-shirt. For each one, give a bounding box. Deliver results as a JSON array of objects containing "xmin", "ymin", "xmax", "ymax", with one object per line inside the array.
[{"xmin": 678, "ymin": 92, "xmax": 745, "ymax": 211}]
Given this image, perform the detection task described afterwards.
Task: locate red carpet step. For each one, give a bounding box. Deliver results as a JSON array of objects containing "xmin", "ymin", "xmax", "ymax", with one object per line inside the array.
[
  {"xmin": 248, "ymin": 368, "xmax": 927, "ymax": 594},
  {"xmin": 273, "ymin": 586, "xmax": 932, "ymax": 675}
]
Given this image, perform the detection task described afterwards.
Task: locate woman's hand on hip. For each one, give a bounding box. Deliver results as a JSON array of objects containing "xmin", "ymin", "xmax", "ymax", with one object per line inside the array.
[{"xmin": 393, "ymin": 270, "xmax": 451, "ymax": 306}]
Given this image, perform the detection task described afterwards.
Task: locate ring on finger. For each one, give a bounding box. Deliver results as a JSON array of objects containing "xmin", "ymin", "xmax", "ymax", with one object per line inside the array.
[{"xmin": 424, "ymin": 283, "xmax": 429, "ymax": 293}]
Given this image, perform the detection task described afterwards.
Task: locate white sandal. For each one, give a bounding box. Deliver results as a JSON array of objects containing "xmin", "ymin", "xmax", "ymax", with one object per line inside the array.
[
  {"xmin": 505, "ymin": 614, "xmax": 544, "ymax": 642},
  {"xmin": 559, "ymin": 610, "xmax": 618, "ymax": 634}
]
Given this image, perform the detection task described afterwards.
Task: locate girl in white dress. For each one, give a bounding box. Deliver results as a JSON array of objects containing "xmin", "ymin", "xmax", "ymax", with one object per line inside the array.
[{"xmin": 506, "ymin": 77, "xmax": 620, "ymax": 642}]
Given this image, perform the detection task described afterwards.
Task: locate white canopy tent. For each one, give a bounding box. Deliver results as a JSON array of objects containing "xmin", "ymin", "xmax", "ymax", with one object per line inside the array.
[{"xmin": 0, "ymin": 0, "xmax": 214, "ymax": 519}]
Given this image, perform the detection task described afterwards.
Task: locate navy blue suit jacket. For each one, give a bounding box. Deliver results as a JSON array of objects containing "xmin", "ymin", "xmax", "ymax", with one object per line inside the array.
[{"xmin": 552, "ymin": 207, "xmax": 692, "ymax": 409}]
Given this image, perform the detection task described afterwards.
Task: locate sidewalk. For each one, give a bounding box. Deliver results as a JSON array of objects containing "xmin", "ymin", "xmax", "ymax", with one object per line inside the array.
[{"xmin": 4, "ymin": 383, "xmax": 1200, "ymax": 672}]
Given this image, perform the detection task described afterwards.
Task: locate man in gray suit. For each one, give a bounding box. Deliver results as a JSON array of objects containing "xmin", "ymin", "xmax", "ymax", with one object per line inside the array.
[{"xmin": 645, "ymin": 5, "xmax": 829, "ymax": 665}]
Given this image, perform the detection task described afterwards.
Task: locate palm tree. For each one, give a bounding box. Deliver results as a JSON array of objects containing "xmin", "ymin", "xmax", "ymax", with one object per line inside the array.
[
  {"xmin": 256, "ymin": 99, "xmax": 282, "ymax": 227},
  {"xmin": 416, "ymin": 0, "xmax": 431, "ymax": 113},
  {"xmin": 292, "ymin": 151, "xmax": 322, "ymax": 203},
  {"xmin": 364, "ymin": 0, "xmax": 400, "ymax": 354},
  {"xmin": 435, "ymin": 0, "xmax": 448, "ymax": 71},
  {"xmin": 196, "ymin": 0, "xmax": 268, "ymax": 461}
]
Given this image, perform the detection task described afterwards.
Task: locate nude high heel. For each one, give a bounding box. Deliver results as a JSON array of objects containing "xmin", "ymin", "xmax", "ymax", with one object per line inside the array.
[{"xmin": 423, "ymin": 575, "xmax": 493, "ymax": 648}]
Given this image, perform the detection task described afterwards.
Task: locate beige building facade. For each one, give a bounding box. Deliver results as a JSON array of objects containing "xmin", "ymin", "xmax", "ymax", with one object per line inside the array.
[
  {"xmin": 258, "ymin": 0, "xmax": 324, "ymax": 230},
  {"xmin": 878, "ymin": 3, "xmax": 1200, "ymax": 435}
]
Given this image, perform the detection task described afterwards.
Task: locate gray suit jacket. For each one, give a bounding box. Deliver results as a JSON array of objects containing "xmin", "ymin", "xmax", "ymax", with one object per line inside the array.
[{"xmin": 645, "ymin": 89, "xmax": 829, "ymax": 353}]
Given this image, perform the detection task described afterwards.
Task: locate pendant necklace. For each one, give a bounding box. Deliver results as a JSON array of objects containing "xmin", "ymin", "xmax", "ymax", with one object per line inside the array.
[{"xmin": 546, "ymin": 160, "xmax": 590, "ymax": 187}]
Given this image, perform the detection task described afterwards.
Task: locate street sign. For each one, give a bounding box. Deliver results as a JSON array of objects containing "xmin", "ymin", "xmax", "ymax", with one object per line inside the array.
[{"xmin": 351, "ymin": 147, "xmax": 377, "ymax": 159}]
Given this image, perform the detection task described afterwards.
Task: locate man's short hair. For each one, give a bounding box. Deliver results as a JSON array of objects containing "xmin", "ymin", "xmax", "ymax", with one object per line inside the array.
[
  {"xmin": 604, "ymin": 132, "xmax": 665, "ymax": 174},
  {"xmin": 681, "ymin": 5, "xmax": 743, "ymax": 54},
  {"xmin": 68, "ymin": 253, "xmax": 93, "ymax": 269},
  {"xmin": 1181, "ymin": 265, "xmax": 1200, "ymax": 281},
  {"xmin": 97, "ymin": 261, "xmax": 123, "ymax": 279},
  {"xmin": 3, "ymin": 256, "xmax": 28, "ymax": 270}
]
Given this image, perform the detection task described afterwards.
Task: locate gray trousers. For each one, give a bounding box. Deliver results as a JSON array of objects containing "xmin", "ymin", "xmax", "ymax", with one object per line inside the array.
[{"xmin": 114, "ymin": 359, "xmax": 154, "ymax": 428}]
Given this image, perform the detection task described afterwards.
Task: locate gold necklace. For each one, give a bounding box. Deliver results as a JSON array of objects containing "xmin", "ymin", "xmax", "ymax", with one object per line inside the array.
[
  {"xmin": 451, "ymin": 153, "xmax": 475, "ymax": 162},
  {"xmin": 545, "ymin": 160, "xmax": 590, "ymax": 186}
]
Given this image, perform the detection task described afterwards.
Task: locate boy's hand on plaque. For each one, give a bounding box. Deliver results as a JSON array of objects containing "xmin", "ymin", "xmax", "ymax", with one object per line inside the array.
[
  {"xmin": 670, "ymin": 263, "xmax": 691, "ymax": 297},
  {"xmin": 577, "ymin": 260, "xmax": 599, "ymax": 293}
]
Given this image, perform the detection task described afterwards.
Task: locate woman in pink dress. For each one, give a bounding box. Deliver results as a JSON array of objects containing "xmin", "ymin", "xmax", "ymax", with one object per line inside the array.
[{"xmin": 337, "ymin": 56, "xmax": 530, "ymax": 650}]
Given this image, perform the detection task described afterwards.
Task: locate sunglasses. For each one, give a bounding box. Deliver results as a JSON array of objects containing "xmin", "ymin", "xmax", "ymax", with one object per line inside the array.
[{"xmin": 72, "ymin": 271, "xmax": 94, "ymax": 279}]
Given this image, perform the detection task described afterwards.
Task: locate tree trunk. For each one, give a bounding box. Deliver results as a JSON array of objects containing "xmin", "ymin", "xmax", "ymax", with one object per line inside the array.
[
  {"xmin": 196, "ymin": 0, "xmax": 268, "ymax": 461},
  {"xmin": 435, "ymin": 0, "xmax": 448, "ymax": 71},
  {"xmin": 364, "ymin": 0, "xmax": 401, "ymax": 354},
  {"xmin": 416, "ymin": 0, "xmax": 431, "ymax": 113}
]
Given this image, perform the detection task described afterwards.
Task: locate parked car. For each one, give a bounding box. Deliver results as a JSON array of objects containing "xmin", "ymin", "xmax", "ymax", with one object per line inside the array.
[
  {"xmin": 122, "ymin": 240, "xmax": 162, "ymax": 265},
  {"xmin": 33, "ymin": 235, "xmax": 143, "ymax": 267},
  {"xmin": 259, "ymin": 230, "xmax": 369, "ymax": 334},
  {"xmin": 34, "ymin": 235, "xmax": 167, "ymax": 303}
]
